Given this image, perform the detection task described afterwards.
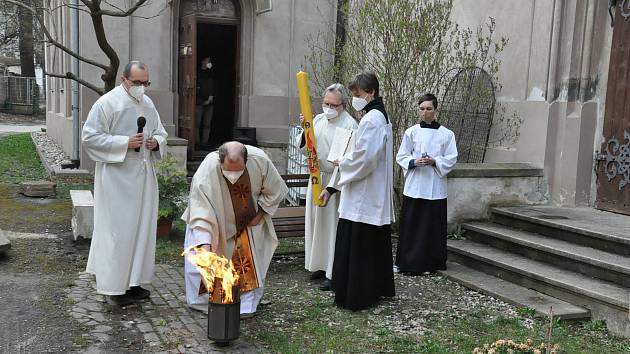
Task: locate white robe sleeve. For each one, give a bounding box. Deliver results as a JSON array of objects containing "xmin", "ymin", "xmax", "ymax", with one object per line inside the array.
[
  {"xmin": 185, "ymin": 227, "xmax": 213, "ymax": 249},
  {"xmin": 81, "ymin": 102, "xmax": 129, "ymax": 163},
  {"xmin": 256, "ymin": 155, "xmax": 290, "ymax": 216},
  {"xmin": 433, "ymin": 131, "xmax": 458, "ymax": 178},
  {"xmin": 396, "ymin": 131, "xmax": 415, "ymax": 173},
  {"xmin": 151, "ymin": 116, "xmax": 168, "ymax": 160},
  {"xmin": 337, "ymin": 119, "xmax": 383, "ymax": 186}
]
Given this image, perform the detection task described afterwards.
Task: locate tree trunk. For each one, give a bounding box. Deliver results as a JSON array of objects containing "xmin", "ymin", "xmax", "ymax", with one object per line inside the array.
[
  {"xmin": 334, "ymin": 0, "xmax": 348, "ymax": 82},
  {"xmin": 18, "ymin": 0, "xmax": 35, "ymax": 78}
]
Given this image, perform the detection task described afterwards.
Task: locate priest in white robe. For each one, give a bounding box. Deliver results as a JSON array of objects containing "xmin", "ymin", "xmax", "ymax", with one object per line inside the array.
[
  {"xmin": 182, "ymin": 141, "xmax": 288, "ymax": 317},
  {"xmin": 395, "ymin": 93, "xmax": 457, "ymax": 274},
  {"xmin": 82, "ymin": 61, "xmax": 168, "ymax": 305},
  {"xmin": 321, "ymin": 72, "xmax": 395, "ymax": 310},
  {"xmin": 297, "ymin": 83, "xmax": 358, "ymax": 290}
]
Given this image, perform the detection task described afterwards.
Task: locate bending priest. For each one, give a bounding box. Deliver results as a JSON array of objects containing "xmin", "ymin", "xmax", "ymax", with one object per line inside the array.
[
  {"xmin": 182, "ymin": 141, "xmax": 288, "ymax": 317},
  {"xmin": 395, "ymin": 93, "xmax": 458, "ymax": 274}
]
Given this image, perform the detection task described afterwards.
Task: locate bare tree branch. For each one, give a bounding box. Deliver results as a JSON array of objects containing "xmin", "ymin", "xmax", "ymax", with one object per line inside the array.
[
  {"xmin": 100, "ymin": 0, "xmax": 126, "ymax": 14},
  {"xmin": 49, "ymin": 1, "xmax": 92, "ymax": 16},
  {"xmin": 0, "ymin": 30, "xmax": 19, "ymax": 46},
  {"xmin": 46, "ymin": 71, "xmax": 104, "ymax": 96},
  {"xmin": 97, "ymin": 0, "xmax": 148, "ymax": 17},
  {"xmin": 0, "ymin": 0, "xmax": 109, "ymax": 71}
]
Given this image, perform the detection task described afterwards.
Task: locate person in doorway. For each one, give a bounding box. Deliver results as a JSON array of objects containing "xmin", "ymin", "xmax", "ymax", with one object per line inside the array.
[
  {"xmin": 82, "ymin": 60, "xmax": 168, "ymax": 306},
  {"xmin": 395, "ymin": 93, "xmax": 457, "ymax": 274},
  {"xmin": 320, "ymin": 72, "xmax": 395, "ymax": 310},
  {"xmin": 182, "ymin": 141, "xmax": 288, "ymax": 318},
  {"xmin": 196, "ymin": 56, "xmax": 215, "ymax": 148},
  {"xmin": 297, "ymin": 83, "xmax": 358, "ymax": 291}
]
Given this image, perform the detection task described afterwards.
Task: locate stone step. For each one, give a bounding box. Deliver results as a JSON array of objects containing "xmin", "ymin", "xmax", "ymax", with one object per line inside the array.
[
  {"xmin": 19, "ymin": 180, "xmax": 56, "ymax": 197},
  {"xmin": 0, "ymin": 231, "xmax": 10, "ymax": 254},
  {"xmin": 462, "ymin": 221, "xmax": 630, "ymax": 287},
  {"xmin": 491, "ymin": 206, "xmax": 630, "ymax": 256},
  {"xmin": 439, "ymin": 262, "xmax": 590, "ymax": 320},
  {"xmin": 447, "ymin": 240, "xmax": 629, "ymax": 312},
  {"xmin": 70, "ymin": 190, "xmax": 94, "ymax": 240}
]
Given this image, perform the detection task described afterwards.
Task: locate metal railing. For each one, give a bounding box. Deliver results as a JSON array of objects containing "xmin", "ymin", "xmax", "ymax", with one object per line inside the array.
[
  {"xmin": 286, "ymin": 123, "xmax": 308, "ymax": 206},
  {"xmin": 0, "ymin": 76, "xmax": 45, "ymax": 114}
]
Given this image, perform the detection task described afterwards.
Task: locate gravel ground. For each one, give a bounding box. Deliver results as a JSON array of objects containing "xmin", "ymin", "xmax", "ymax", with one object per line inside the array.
[{"xmin": 32, "ymin": 131, "xmax": 72, "ymax": 171}]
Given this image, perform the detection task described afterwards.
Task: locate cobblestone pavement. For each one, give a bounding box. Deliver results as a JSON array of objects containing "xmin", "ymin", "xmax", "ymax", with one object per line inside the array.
[{"xmin": 68, "ymin": 264, "xmax": 261, "ymax": 353}]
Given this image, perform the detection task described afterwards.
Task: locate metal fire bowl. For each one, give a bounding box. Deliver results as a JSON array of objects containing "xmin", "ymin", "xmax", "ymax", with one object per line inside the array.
[{"xmin": 208, "ymin": 300, "xmax": 241, "ymax": 346}]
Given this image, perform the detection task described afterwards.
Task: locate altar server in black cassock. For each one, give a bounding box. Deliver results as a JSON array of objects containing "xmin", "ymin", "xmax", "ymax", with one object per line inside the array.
[
  {"xmin": 395, "ymin": 93, "xmax": 457, "ymax": 274},
  {"xmin": 320, "ymin": 72, "xmax": 396, "ymax": 311}
]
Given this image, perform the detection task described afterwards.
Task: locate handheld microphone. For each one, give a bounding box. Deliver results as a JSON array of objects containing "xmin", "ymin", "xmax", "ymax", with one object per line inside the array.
[{"xmin": 135, "ymin": 116, "xmax": 146, "ymax": 152}]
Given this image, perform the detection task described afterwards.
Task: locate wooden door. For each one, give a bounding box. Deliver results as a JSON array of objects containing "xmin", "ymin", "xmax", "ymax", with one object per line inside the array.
[
  {"xmin": 178, "ymin": 15, "xmax": 197, "ymax": 156},
  {"xmin": 596, "ymin": 6, "xmax": 630, "ymax": 215}
]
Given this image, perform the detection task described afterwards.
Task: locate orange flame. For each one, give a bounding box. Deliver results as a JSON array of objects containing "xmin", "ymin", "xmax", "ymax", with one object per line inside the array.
[{"xmin": 182, "ymin": 246, "xmax": 239, "ymax": 304}]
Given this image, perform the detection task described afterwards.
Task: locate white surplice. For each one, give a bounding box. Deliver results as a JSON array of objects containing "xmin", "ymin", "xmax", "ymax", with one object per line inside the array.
[
  {"xmin": 297, "ymin": 111, "xmax": 357, "ymax": 279},
  {"xmin": 182, "ymin": 146, "xmax": 288, "ymax": 314},
  {"xmin": 82, "ymin": 85, "xmax": 168, "ymax": 295},
  {"xmin": 396, "ymin": 124, "xmax": 458, "ymax": 199},
  {"xmin": 330, "ymin": 109, "xmax": 395, "ymax": 226}
]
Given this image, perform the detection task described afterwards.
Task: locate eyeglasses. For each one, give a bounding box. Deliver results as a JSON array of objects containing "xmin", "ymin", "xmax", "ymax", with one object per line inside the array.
[
  {"xmin": 125, "ymin": 78, "xmax": 151, "ymax": 87},
  {"xmin": 323, "ymin": 102, "xmax": 343, "ymax": 109}
]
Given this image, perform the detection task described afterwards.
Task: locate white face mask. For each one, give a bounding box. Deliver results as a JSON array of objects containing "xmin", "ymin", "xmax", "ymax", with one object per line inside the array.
[
  {"xmin": 222, "ymin": 170, "xmax": 244, "ymax": 184},
  {"xmin": 351, "ymin": 95, "xmax": 369, "ymax": 111},
  {"xmin": 322, "ymin": 106, "xmax": 339, "ymax": 119},
  {"xmin": 128, "ymin": 85, "xmax": 145, "ymax": 101},
  {"xmin": 206, "ymin": 62, "xmax": 213, "ymax": 70}
]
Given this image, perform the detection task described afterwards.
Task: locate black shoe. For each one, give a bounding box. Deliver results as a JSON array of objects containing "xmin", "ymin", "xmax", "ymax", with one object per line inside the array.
[
  {"xmin": 108, "ymin": 294, "xmax": 134, "ymax": 306},
  {"xmin": 126, "ymin": 286, "xmax": 150, "ymax": 301},
  {"xmin": 309, "ymin": 270, "xmax": 326, "ymax": 280},
  {"xmin": 240, "ymin": 312, "xmax": 256, "ymax": 320},
  {"xmin": 319, "ymin": 279, "xmax": 332, "ymax": 291}
]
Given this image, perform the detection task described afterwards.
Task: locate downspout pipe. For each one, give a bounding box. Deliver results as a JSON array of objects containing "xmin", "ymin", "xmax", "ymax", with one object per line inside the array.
[{"xmin": 70, "ymin": 0, "xmax": 80, "ymax": 167}]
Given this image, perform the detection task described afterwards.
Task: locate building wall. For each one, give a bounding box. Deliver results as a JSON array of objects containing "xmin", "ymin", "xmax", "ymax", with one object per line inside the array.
[
  {"xmin": 45, "ymin": 0, "xmax": 617, "ymax": 209},
  {"xmin": 248, "ymin": 0, "xmax": 334, "ymax": 142},
  {"xmin": 45, "ymin": 0, "xmax": 335, "ymax": 170},
  {"xmin": 451, "ymin": 0, "xmax": 613, "ymax": 207}
]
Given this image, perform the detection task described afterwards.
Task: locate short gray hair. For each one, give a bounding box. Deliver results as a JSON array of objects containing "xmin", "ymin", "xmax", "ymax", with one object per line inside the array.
[
  {"xmin": 123, "ymin": 61, "xmax": 147, "ymax": 78},
  {"xmin": 323, "ymin": 83, "xmax": 348, "ymax": 107},
  {"xmin": 218, "ymin": 142, "xmax": 248, "ymax": 164}
]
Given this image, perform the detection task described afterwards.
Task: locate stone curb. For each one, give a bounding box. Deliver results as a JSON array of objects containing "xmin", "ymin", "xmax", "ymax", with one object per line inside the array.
[{"xmin": 30, "ymin": 132, "xmax": 92, "ymax": 179}]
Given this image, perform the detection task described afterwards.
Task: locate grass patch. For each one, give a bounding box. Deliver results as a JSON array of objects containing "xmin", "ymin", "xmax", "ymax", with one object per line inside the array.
[
  {"xmin": 424, "ymin": 311, "xmax": 630, "ymax": 353},
  {"xmin": 155, "ymin": 220, "xmax": 186, "ymax": 265},
  {"xmin": 0, "ymin": 133, "xmax": 47, "ymax": 184},
  {"xmin": 54, "ymin": 182, "xmax": 94, "ymax": 200},
  {"xmin": 72, "ymin": 335, "xmax": 91, "ymax": 348},
  {"xmin": 447, "ymin": 230, "xmax": 465, "ymax": 240},
  {"xmin": 0, "ymin": 184, "xmax": 72, "ymax": 233},
  {"xmin": 243, "ymin": 258, "xmax": 630, "ymax": 354},
  {"xmin": 515, "ymin": 306, "xmax": 538, "ymax": 317},
  {"xmin": 276, "ymin": 236, "xmax": 305, "ymax": 255},
  {"xmin": 584, "ymin": 319, "xmax": 607, "ymax": 332},
  {"xmin": 251, "ymin": 298, "xmax": 430, "ymax": 353},
  {"xmin": 2, "ymin": 238, "xmax": 85, "ymax": 275}
]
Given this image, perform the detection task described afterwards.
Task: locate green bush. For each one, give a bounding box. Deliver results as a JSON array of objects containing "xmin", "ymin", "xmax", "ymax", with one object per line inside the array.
[{"xmin": 155, "ymin": 154, "xmax": 189, "ymax": 222}]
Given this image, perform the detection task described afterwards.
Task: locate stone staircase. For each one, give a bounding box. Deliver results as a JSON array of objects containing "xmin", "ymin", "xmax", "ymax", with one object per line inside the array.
[{"xmin": 441, "ymin": 205, "xmax": 630, "ymax": 337}]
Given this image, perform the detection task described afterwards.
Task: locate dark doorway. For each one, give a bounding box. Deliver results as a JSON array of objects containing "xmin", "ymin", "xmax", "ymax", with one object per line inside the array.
[{"xmin": 195, "ymin": 23, "xmax": 238, "ymax": 154}]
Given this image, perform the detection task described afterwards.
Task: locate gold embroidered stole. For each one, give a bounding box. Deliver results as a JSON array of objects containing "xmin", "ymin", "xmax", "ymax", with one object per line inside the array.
[
  {"xmin": 199, "ymin": 168, "xmax": 260, "ymax": 298},
  {"xmin": 226, "ymin": 169, "xmax": 260, "ymax": 293}
]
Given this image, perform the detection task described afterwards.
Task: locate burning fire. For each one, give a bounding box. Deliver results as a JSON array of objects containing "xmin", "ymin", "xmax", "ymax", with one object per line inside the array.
[{"xmin": 182, "ymin": 247, "xmax": 239, "ymax": 304}]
